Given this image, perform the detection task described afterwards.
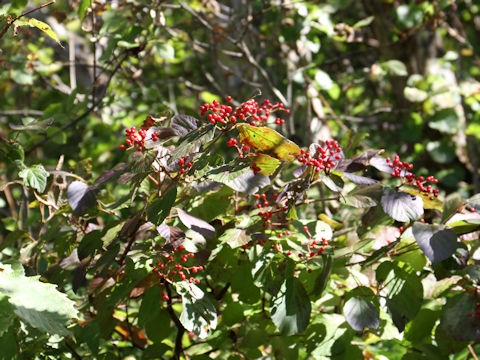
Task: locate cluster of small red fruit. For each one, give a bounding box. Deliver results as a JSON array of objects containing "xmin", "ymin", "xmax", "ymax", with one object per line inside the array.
[
  {"xmin": 178, "ymin": 157, "xmax": 193, "ymax": 174},
  {"xmin": 468, "ymin": 301, "xmax": 480, "ymax": 326},
  {"xmin": 226, "ymin": 138, "xmax": 251, "ymax": 158},
  {"xmin": 149, "ymin": 245, "xmax": 204, "ymax": 301},
  {"xmin": 241, "ymin": 192, "xmax": 331, "ymax": 265},
  {"xmin": 119, "ymin": 126, "xmax": 160, "ymax": 152},
  {"xmin": 386, "ymin": 155, "xmax": 439, "ymax": 200},
  {"xmin": 296, "ymin": 140, "xmax": 343, "ymax": 173},
  {"xmin": 200, "ymin": 97, "xmax": 289, "ymax": 126}
]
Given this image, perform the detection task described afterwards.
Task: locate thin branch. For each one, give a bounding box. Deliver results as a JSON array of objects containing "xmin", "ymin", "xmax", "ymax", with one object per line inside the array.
[
  {"xmin": 0, "ymin": 0, "xmax": 55, "ymax": 40},
  {"xmin": 26, "ymin": 53, "xmax": 129, "ymax": 155}
]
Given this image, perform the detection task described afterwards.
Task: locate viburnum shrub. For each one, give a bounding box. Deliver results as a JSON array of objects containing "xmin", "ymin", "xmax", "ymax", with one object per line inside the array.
[{"xmin": 56, "ymin": 95, "xmax": 480, "ymax": 358}]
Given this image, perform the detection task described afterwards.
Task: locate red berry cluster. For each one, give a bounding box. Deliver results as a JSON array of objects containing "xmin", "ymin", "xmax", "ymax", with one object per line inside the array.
[
  {"xmin": 468, "ymin": 301, "xmax": 480, "ymax": 326},
  {"xmin": 149, "ymin": 245, "xmax": 204, "ymax": 301},
  {"xmin": 254, "ymin": 193, "xmax": 289, "ymax": 228},
  {"xmin": 385, "ymin": 155, "xmax": 439, "ymax": 200},
  {"xmin": 119, "ymin": 126, "xmax": 160, "ymax": 152},
  {"xmin": 200, "ymin": 97, "xmax": 289, "ymax": 127},
  {"xmin": 226, "ymin": 138, "xmax": 250, "ymax": 158},
  {"xmin": 240, "ymin": 193, "xmax": 332, "ymax": 266},
  {"xmin": 178, "ymin": 157, "xmax": 193, "ymax": 174},
  {"xmin": 297, "ymin": 140, "xmax": 343, "ymax": 173}
]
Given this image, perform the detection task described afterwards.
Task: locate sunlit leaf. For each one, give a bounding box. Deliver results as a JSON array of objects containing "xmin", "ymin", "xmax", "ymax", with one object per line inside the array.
[
  {"xmin": 412, "ymin": 222, "xmax": 458, "ymax": 264},
  {"xmin": 236, "ymin": 123, "xmax": 300, "ymax": 161},
  {"xmin": 28, "ymin": 18, "xmax": 64, "ymax": 48},
  {"xmin": 343, "ymin": 297, "xmax": 379, "ymax": 331},
  {"xmin": 249, "ymin": 153, "xmax": 281, "ymax": 175},
  {"xmin": 381, "ymin": 188, "xmax": 423, "ymax": 222}
]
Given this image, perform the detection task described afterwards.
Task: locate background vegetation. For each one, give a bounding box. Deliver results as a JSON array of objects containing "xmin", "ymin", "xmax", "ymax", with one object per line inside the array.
[{"xmin": 1, "ymin": 0, "xmax": 480, "ymax": 359}]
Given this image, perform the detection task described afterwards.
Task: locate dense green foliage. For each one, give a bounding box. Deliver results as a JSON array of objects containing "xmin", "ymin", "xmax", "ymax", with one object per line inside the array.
[{"xmin": 2, "ymin": 0, "xmax": 480, "ymax": 359}]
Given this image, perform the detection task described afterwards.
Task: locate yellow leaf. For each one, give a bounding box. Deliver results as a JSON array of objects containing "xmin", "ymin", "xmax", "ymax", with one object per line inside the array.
[
  {"xmin": 28, "ymin": 18, "xmax": 64, "ymax": 48},
  {"xmin": 404, "ymin": 188, "xmax": 443, "ymax": 210},
  {"xmin": 236, "ymin": 123, "xmax": 300, "ymax": 161},
  {"xmin": 249, "ymin": 153, "xmax": 281, "ymax": 176}
]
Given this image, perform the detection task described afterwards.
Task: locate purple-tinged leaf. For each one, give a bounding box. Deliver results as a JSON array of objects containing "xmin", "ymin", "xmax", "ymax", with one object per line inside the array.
[
  {"xmin": 381, "ymin": 188, "xmax": 423, "ymax": 222},
  {"xmin": 344, "ymin": 297, "xmax": 379, "ymax": 331},
  {"xmin": 176, "ymin": 208, "xmax": 215, "ymax": 238},
  {"xmin": 342, "ymin": 172, "xmax": 378, "ymax": 185},
  {"xmin": 143, "ymin": 126, "xmax": 176, "ymax": 149},
  {"xmin": 157, "ymin": 224, "xmax": 185, "ymax": 251},
  {"xmin": 118, "ymin": 211, "xmax": 143, "ymax": 239},
  {"xmin": 67, "ymin": 181, "xmax": 97, "ymax": 215},
  {"xmin": 171, "ymin": 114, "xmax": 199, "ymax": 136},
  {"xmin": 94, "ymin": 163, "xmax": 128, "ymax": 186},
  {"xmin": 370, "ymin": 156, "xmax": 394, "ymax": 173},
  {"xmin": 336, "ymin": 149, "xmax": 383, "ymax": 173},
  {"xmin": 412, "ymin": 222, "xmax": 458, "ymax": 264},
  {"xmin": 292, "ymin": 164, "xmax": 307, "ymax": 178}
]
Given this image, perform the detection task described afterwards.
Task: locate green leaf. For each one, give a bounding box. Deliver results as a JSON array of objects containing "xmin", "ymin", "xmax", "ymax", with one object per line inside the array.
[
  {"xmin": 381, "ymin": 60, "xmax": 408, "ymax": 76},
  {"xmin": 147, "ymin": 187, "xmax": 177, "ymax": 225},
  {"xmin": 28, "ymin": 18, "xmax": 64, "ymax": 48},
  {"xmin": 169, "ymin": 124, "xmax": 215, "ymax": 162},
  {"xmin": 442, "ymin": 193, "xmax": 463, "ymax": 223},
  {"xmin": 9, "ymin": 118, "xmax": 53, "ymax": 131},
  {"xmin": 343, "ymin": 297, "xmax": 379, "ymax": 331},
  {"xmin": 384, "ymin": 264, "xmax": 423, "ymax": 332},
  {"xmin": 222, "ymin": 302, "xmax": 244, "ymax": 326},
  {"xmin": 176, "ymin": 282, "xmax": 217, "ymax": 339},
  {"xmin": 145, "ymin": 309, "xmax": 171, "ymax": 343},
  {"xmin": 428, "ymin": 108, "xmax": 459, "ymax": 134},
  {"xmin": 0, "ymin": 263, "xmax": 78, "ymax": 335},
  {"xmin": 206, "ymin": 162, "xmax": 270, "ymax": 194},
  {"xmin": 219, "ymin": 227, "xmax": 249, "ymax": 248},
  {"xmin": 381, "ymin": 188, "xmax": 423, "ymax": 222},
  {"xmin": 353, "ymin": 16, "xmax": 374, "ymax": 28},
  {"xmin": 78, "ymin": 0, "xmax": 90, "ymax": 20},
  {"xmin": 4, "ymin": 142, "xmax": 24, "ymax": 163},
  {"xmin": 270, "ymin": 277, "xmax": 311, "ymax": 335},
  {"xmin": 404, "ymin": 308, "xmax": 438, "ymax": 345},
  {"xmin": 439, "ymin": 293, "xmax": 480, "ymax": 341},
  {"xmin": 19, "ymin": 164, "xmax": 49, "ymax": 192},
  {"xmin": 0, "ymin": 296, "xmax": 15, "ymax": 336}
]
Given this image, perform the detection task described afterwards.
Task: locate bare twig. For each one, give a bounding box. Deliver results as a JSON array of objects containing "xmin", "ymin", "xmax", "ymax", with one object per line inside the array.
[
  {"xmin": 0, "ymin": 0, "xmax": 55, "ymax": 40},
  {"xmin": 26, "ymin": 53, "xmax": 129, "ymax": 155}
]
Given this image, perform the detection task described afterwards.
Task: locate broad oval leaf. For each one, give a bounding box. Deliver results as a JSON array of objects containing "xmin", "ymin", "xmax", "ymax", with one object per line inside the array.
[
  {"xmin": 0, "ymin": 263, "xmax": 78, "ymax": 335},
  {"xmin": 236, "ymin": 123, "xmax": 301, "ymax": 161},
  {"xmin": 381, "ymin": 188, "xmax": 423, "ymax": 222},
  {"xmin": 206, "ymin": 163, "xmax": 270, "ymax": 194},
  {"xmin": 171, "ymin": 114, "xmax": 199, "ymax": 136},
  {"xmin": 67, "ymin": 181, "xmax": 97, "ymax": 215},
  {"xmin": 412, "ymin": 222, "xmax": 458, "ymax": 264},
  {"xmin": 19, "ymin": 164, "xmax": 50, "ymax": 193},
  {"xmin": 147, "ymin": 187, "xmax": 177, "ymax": 225},
  {"xmin": 176, "ymin": 208, "xmax": 215, "ymax": 238},
  {"xmin": 343, "ymin": 297, "xmax": 379, "ymax": 331},
  {"xmin": 270, "ymin": 277, "xmax": 311, "ymax": 336},
  {"xmin": 176, "ymin": 282, "xmax": 217, "ymax": 339}
]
